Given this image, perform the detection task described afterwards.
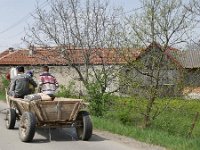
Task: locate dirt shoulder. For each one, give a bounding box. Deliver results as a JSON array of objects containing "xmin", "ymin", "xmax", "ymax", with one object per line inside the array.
[
  {"xmin": 94, "ymin": 130, "xmax": 166, "ymax": 150},
  {"xmin": 0, "ymin": 100, "xmax": 165, "ymax": 150}
]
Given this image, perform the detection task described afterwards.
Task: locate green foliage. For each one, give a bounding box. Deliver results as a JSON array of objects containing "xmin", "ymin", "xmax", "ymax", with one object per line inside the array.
[
  {"xmin": 93, "ymin": 116, "xmax": 200, "ymax": 150},
  {"xmin": 103, "ymin": 97, "xmax": 200, "ymax": 137},
  {"xmin": 1, "ymin": 75, "xmax": 10, "ymax": 89},
  {"xmin": 86, "ymin": 82, "xmax": 111, "ymax": 117},
  {"xmin": 0, "ymin": 92, "xmax": 6, "ymax": 100},
  {"xmin": 105, "ymin": 97, "xmax": 138, "ymax": 125},
  {"xmin": 0, "ymin": 76, "xmax": 9, "ymax": 100},
  {"xmin": 56, "ymin": 81, "xmax": 77, "ymax": 98},
  {"xmin": 151, "ymin": 99, "xmax": 200, "ymax": 137}
]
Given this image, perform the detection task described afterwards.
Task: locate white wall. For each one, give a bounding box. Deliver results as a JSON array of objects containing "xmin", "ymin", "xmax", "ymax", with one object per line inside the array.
[{"xmin": 0, "ymin": 65, "xmax": 120, "ymax": 95}]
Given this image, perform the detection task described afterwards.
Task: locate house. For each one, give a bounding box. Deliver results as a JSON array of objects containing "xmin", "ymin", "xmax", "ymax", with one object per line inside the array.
[
  {"xmin": 124, "ymin": 42, "xmax": 200, "ymax": 98},
  {"xmin": 0, "ymin": 46, "xmax": 128, "ymax": 95},
  {"xmin": 119, "ymin": 42, "xmax": 184, "ymax": 97},
  {"xmin": 0, "ymin": 43, "xmax": 199, "ymax": 98},
  {"xmin": 175, "ymin": 50, "xmax": 200, "ymax": 99}
]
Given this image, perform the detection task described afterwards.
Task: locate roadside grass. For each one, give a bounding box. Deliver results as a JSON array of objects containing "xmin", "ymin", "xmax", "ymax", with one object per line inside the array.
[
  {"xmin": 92, "ymin": 97, "xmax": 200, "ymax": 150},
  {"xmin": 92, "ymin": 116, "xmax": 200, "ymax": 150},
  {"xmin": 0, "ymin": 92, "xmax": 6, "ymax": 101}
]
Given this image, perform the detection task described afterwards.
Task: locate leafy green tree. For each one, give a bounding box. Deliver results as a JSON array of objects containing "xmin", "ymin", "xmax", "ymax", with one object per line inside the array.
[{"xmin": 119, "ymin": 0, "xmax": 195, "ymax": 127}]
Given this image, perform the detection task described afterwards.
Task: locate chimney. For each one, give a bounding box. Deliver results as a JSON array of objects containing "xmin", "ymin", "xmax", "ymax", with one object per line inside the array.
[
  {"xmin": 60, "ymin": 48, "xmax": 65, "ymax": 58},
  {"xmin": 29, "ymin": 45, "xmax": 35, "ymax": 56},
  {"xmin": 8, "ymin": 47, "xmax": 14, "ymax": 53}
]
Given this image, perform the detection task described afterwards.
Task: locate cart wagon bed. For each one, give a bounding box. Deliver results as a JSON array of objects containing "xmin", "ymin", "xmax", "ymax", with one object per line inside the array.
[
  {"xmin": 5, "ymin": 95, "xmax": 93, "ymax": 142},
  {"xmin": 9, "ymin": 97, "xmax": 83, "ymax": 126}
]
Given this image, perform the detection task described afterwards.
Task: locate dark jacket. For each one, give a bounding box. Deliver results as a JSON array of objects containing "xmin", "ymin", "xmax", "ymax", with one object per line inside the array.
[{"xmin": 9, "ymin": 73, "xmax": 37, "ymax": 98}]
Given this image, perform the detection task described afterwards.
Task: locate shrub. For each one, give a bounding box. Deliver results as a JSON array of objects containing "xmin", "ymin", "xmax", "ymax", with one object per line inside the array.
[
  {"xmin": 104, "ymin": 97, "xmax": 144, "ymax": 126},
  {"xmin": 103, "ymin": 97, "xmax": 200, "ymax": 137},
  {"xmin": 86, "ymin": 82, "xmax": 111, "ymax": 117},
  {"xmin": 0, "ymin": 76, "xmax": 9, "ymax": 100},
  {"xmin": 1, "ymin": 75, "xmax": 10, "ymax": 90},
  {"xmin": 56, "ymin": 81, "xmax": 77, "ymax": 98}
]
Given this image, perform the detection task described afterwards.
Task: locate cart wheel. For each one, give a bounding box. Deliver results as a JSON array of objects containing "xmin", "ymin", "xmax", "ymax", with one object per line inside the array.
[
  {"xmin": 6, "ymin": 108, "xmax": 16, "ymax": 129},
  {"xmin": 75, "ymin": 111, "xmax": 93, "ymax": 141},
  {"xmin": 19, "ymin": 112, "xmax": 36, "ymax": 142}
]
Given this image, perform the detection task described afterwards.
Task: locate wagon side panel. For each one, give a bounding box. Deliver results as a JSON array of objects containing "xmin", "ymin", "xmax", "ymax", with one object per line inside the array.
[{"xmin": 37, "ymin": 100, "xmax": 82, "ymax": 123}]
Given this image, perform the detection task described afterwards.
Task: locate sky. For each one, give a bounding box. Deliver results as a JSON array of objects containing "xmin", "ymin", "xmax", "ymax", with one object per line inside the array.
[{"xmin": 0, "ymin": 0, "xmax": 141, "ymax": 51}]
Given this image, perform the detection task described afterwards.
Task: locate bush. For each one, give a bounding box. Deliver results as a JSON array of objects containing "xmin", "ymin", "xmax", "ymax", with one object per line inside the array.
[
  {"xmin": 86, "ymin": 82, "xmax": 112, "ymax": 117},
  {"xmin": 151, "ymin": 99, "xmax": 200, "ymax": 137},
  {"xmin": 92, "ymin": 116, "xmax": 200, "ymax": 150},
  {"xmin": 103, "ymin": 97, "xmax": 200, "ymax": 137},
  {"xmin": 0, "ymin": 76, "xmax": 9, "ymax": 100},
  {"xmin": 56, "ymin": 81, "xmax": 77, "ymax": 98},
  {"xmin": 1, "ymin": 75, "xmax": 10, "ymax": 90}
]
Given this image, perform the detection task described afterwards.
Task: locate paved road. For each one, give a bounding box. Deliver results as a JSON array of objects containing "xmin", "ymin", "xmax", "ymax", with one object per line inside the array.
[{"xmin": 0, "ymin": 101, "xmax": 164, "ymax": 150}]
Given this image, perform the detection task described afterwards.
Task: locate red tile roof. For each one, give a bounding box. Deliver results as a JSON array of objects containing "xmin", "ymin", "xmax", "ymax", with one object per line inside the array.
[
  {"xmin": 0, "ymin": 43, "xmax": 181, "ymax": 66},
  {"xmin": 0, "ymin": 47, "xmax": 140, "ymax": 66},
  {"xmin": 0, "ymin": 49, "xmax": 64, "ymax": 65},
  {"xmin": 0, "ymin": 50, "xmax": 10, "ymax": 58}
]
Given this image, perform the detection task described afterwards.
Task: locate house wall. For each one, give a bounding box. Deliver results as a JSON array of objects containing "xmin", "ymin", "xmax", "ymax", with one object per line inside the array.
[
  {"xmin": 119, "ymin": 47, "xmax": 182, "ymax": 97},
  {"xmin": 119, "ymin": 68, "xmax": 181, "ymax": 97},
  {"xmin": 0, "ymin": 65, "xmax": 120, "ymax": 96},
  {"xmin": 0, "ymin": 66, "xmax": 85, "ymax": 95},
  {"xmin": 184, "ymin": 68, "xmax": 200, "ymax": 87}
]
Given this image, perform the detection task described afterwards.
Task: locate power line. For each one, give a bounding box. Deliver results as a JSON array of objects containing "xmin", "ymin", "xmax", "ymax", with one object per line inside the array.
[
  {"xmin": 115, "ymin": 6, "xmax": 144, "ymax": 17},
  {"xmin": 0, "ymin": 0, "xmax": 49, "ymax": 34},
  {"xmin": 1, "ymin": 30, "xmax": 25, "ymax": 40},
  {"xmin": 0, "ymin": 1, "xmax": 142, "ymax": 34},
  {"xmin": 0, "ymin": 15, "xmax": 30, "ymax": 34}
]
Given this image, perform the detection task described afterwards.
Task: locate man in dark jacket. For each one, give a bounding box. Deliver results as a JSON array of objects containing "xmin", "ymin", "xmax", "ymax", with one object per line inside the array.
[{"xmin": 9, "ymin": 66, "xmax": 37, "ymax": 98}]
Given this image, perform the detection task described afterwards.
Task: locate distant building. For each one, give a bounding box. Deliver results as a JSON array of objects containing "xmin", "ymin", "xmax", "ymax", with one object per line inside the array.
[{"xmin": 0, "ymin": 43, "xmax": 199, "ymax": 98}]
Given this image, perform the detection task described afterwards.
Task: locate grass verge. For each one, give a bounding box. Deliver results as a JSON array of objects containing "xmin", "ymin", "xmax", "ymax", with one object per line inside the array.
[
  {"xmin": 0, "ymin": 92, "xmax": 6, "ymax": 101},
  {"xmin": 92, "ymin": 116, "xmax": 200, "ymax": 150}
]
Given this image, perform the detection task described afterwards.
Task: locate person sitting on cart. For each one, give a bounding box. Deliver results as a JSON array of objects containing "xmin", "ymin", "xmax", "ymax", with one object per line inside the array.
[
  {"xmin": 9, "ymin": 66, "xmax": 37, "ymax": 98},
  {"xmin": 26, "ymin": 70, "xmax": 36, "ymax": 94},
  {"xmin": 38, "ymin": 65, "xmax": 59, "ymax": 100}
]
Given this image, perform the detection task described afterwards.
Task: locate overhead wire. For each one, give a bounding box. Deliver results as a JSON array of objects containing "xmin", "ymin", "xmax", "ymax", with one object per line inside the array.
[
  {"xmin": 0, "ymin": 15, "xmax": 30, "ymax": 34},
  {"xmin": 0, "ymin": 0, "xmax": 50, "ymax": 50},
  {"xmin": 0, "ymin": 1, "xmax": 142, "ymax": 35},
  {"xmin": 0, "ymin": 1, "xmax": 143, "ymax": 49},
  {"xmin": 0, "ymin": 0, "xmax": 49, "ymax": 34},
  {"xmin": 115, "ymin": 6, "xmax": 144, "ymax": 17}
]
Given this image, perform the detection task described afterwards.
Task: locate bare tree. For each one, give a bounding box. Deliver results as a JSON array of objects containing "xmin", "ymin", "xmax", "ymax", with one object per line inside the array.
[
  {"xmin": 119, "ymin": 0, "xmax": 195, "ymax": 127},
  {"xmin": 185, "ymin": 0, "xmax": 200, "ymax": 49},
  {"xmin": 25, "ymin": 0, "xmax": 124, "ymax": 116}
]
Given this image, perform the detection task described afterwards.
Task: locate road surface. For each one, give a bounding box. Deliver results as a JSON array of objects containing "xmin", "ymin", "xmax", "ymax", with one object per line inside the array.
[{"xmin": 0, "ymin": 101, "xmax": 165, "ymax": 150}]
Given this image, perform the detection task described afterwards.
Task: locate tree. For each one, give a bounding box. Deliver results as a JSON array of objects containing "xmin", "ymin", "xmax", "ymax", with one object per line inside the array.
[
  {"xmin": 25, "ymin": 0, "xmax": 123, "ymax": 116},
  {"xmin": 185, "ymin": 0, "xmax": 200, "ymax": 50},
  {"xmin": 119, "ymin": 0, "xmax": 195, "ymax": 127}
]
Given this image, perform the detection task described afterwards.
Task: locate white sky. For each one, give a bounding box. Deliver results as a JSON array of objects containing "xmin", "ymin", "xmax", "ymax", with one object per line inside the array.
[{"xmin": 0, "ymin": 0, "xmax": 141, "ymax": 51}]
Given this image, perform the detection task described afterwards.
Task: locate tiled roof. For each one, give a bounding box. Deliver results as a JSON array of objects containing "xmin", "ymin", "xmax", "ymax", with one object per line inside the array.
[
  {"xmin": 164, "ymin": 48, "xmax": 183, "ymax": 68},
  {"xmin": 141, "ymin": 42, "xmax": 200, "ymax": 69},
  {"xmin": 0, "ymin": 49, "xmax": 65, "ymax": 65},
  {"xmin": 0, "ymin": 44, "xmax": 186, "ymax": 67},
  {"xmin": 0, "ymin": 50, "xmax": 10, "ymax": 58},
  {"xmin": 175, "ymin": 50, "xmax": 200, "ymax": 68},
  {"xmin": 0, "ymin": 47, "xmax": 141, "ymax": 66}
]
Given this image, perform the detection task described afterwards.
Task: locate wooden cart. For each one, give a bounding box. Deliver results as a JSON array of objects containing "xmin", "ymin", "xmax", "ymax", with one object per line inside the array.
[{"xmin": 5, "ymin": 95, "xmax": 93, "ymax": 142}]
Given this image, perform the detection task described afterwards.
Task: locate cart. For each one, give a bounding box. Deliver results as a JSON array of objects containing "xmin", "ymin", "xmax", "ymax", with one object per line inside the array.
[{"xmin": 5, "ymin": 94, "xmax": 93, "ymax": 142}]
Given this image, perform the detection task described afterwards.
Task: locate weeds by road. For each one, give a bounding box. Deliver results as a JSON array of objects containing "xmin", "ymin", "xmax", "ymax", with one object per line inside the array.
[
  {"xmin": 0, "ymin": 92, "xmax": 5, "ymax": 101},
  {"xmin": 92, "ymin": 97, "xmax": 200, "ymax": 150}
]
